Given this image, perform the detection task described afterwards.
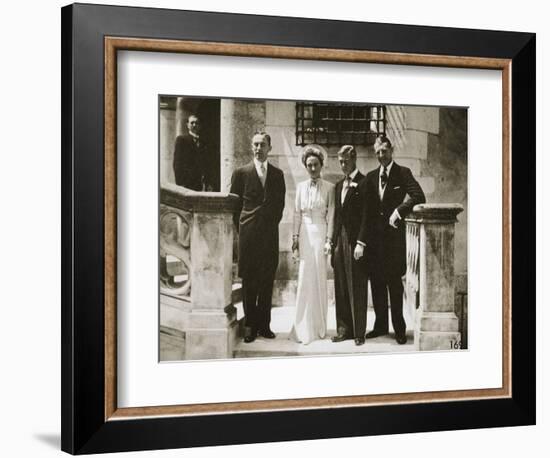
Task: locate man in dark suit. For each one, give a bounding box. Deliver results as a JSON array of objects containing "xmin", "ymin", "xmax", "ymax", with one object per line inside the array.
[
  {"xmin": 331, "ymin": 145, "xmax": 369, "ymax": 346},
  {"xmin": 173, "ymin": 114, "xmax": 215, "ymax": 191},
  {"xmin": 230, "ymin": 132, "xmax": 286, "ymax": 343},
  {"xmin": 358, "ymin": 134, "xmax": 425, "ymax": 345}
]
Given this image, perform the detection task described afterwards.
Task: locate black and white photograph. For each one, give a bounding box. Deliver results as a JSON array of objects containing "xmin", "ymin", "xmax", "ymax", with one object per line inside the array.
[{"xmin": 159, "ymin": 96, "xmax": 468, "ymax": 361}]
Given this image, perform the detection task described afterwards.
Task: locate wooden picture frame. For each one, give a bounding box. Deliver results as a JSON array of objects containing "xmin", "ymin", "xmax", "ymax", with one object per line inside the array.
[{"xmin": 61, "ymin": 3, "xmax": 535, "ymax": 454}]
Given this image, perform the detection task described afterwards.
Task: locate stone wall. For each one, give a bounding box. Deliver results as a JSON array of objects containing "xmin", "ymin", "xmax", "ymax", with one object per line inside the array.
[{"xmin": 423, "ymin": 108, "xmax": 468, "ymax": 274}]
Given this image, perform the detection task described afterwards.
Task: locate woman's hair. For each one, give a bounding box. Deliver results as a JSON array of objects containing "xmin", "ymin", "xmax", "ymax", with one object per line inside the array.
[{"xmin": 301, "ymin": 145, "xmax": 325, "ymax": 167}]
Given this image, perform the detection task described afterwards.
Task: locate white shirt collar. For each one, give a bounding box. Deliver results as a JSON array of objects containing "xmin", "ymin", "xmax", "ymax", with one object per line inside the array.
[
  {"xmin": 309, "ymin": 177, "xmax": 321, "ymax": 186},
  {"xmin": 254, "ymin": 158, "xmax": 268, "ymax": 171},
  {"xmin": 379, "ymin": 160, "xmax": 394, "ymax": 175},
  {"xmin": 189, "ymin": 131, "xmax": 200, "ymax": 140},
  {"xmin": 347, "ymin": 168, "xmax": 359, "ymax": 180}
]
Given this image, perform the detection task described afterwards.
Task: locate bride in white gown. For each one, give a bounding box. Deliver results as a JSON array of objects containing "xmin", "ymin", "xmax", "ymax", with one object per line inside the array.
[{"xmin": 289, "ymin": 146, "xmax": 335, "ymax": 344}]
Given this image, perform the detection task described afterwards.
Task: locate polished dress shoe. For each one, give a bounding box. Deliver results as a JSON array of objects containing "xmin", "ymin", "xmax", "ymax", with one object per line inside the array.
[
  {"xmin": 331, "ymin": 334, "xmax": 350, "ymax": 343},
  {"xmin": 354, "ymin": 337, "xmax": 365, "ymax": 346},
  {"xmin": 243, "ymin": 334, "xmax": 256, "ymax": 343},
  {"xmin": 365, "ymin": 330, "xmax": 388, "ymax": 339},
  {"xmin": 243, "ymin": 328, "xmax": 257, "ymax": 343},
  {"xmin": 396, "ymin": 334, "xmax": 408, "ymax": 345},
  {"xmin": 258, "ymin": 329, "xmax": 276, "ymax": 339}
]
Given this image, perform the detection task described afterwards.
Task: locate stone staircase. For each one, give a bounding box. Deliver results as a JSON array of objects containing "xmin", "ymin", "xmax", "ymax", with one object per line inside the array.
[
  {"xmin": 160, "ymin": 292, "xmax": 416, "ymax": 362},
  {"xmin": 232, "ymin": 302, "xmax": 415, "ymax": 358}
]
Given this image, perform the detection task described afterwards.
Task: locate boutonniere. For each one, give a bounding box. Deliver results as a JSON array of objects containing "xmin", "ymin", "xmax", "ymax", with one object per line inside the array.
[{"xmin": 349, "ymin": 182, "xmax": 358, "ymax": 188}]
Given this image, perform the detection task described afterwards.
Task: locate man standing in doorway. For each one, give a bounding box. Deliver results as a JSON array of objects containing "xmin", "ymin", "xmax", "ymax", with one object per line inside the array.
[
  {"xmin": 230, "ymin": 132, "xmax": 286, "ymax": 343},
  {"xmin": 173, "ymin": 114, "xmax": 215, "ymax": 191},
  {"xmin": 357, "ymin": 134, "xmax": 425, "ymax": 345}
]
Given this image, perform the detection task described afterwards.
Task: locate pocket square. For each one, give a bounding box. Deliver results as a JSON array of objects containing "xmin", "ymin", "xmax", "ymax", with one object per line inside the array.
[{"xmin": 393, "ymin": 186, "xmax": 401, "ymax": 189}]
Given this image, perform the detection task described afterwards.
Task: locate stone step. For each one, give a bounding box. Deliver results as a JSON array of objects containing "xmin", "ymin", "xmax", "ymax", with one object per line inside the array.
[
  {"xmin": 233, "ymin": 331, "xmax": 415, "ymax": 358},
  {"xmin": 161, "ymin": 304, "xmax": 416, "ymax": 361},
  {"xmin": 415, "ymin": 330, "xmax": 462, "ymax": 351},
  {"xmin": 160, "ymin": 296, "xmax": 418, "ymax": 361},
  {"xmin": 233, "ymin": 304, "xmax": 415, "ymax": 358},
  {"xmin": 419, "ymin": 312, "xmax": 459, "ymax": 332},
  {"xmin": 160, "ymin": 327, "xmax": 185, "ymax": 361}
]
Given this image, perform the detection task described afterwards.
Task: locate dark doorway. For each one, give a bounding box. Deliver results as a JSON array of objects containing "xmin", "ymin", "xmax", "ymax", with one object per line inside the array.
[{"xmin": 173, "ymin": 96, "xmax": 221, "ymax": 191}]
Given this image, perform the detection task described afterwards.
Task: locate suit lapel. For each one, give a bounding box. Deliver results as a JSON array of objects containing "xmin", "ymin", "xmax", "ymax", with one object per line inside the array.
[
  {"xmin": 382, "ymin": 163, "xmax": 399, "ymax": 204},
  {"xmin": 335, "ymin": 179, "xmax": 343, "ymax": 210},
  {"xmin": 264, "ymin": 163, "xmax": 273, "ymax": 194},
  {"xmin": 248, "ymin": 161, "xmax": 264, "ymax": 192},
  {"xmin": 342, "ymin": 172, "xmax": 363, "ymax": 208}
]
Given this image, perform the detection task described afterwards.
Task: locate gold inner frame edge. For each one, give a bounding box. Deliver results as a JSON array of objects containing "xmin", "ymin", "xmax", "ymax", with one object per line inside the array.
[{"xmin": 104, "ymin": 37, "xmax": 512, "ymax": 421}]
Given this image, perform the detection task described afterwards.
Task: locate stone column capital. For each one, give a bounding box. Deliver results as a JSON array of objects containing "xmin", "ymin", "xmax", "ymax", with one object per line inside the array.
[{"xmin": 406, "ymin": 203, "xmax": 464, "ymax": 224}]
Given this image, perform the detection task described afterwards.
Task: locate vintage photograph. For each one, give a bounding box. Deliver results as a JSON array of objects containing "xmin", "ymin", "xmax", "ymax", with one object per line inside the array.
[{"xmin": 159, "ymin": 95, "xmax": 468, "ymax": 361}]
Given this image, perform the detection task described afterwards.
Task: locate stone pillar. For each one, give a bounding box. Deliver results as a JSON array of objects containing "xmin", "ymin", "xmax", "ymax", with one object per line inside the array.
[
  {"xmin": 160, "ymin": 107, "xmax": 176, "ymax": 185},
  {"xmin": 220, "ymin": 99, "xmax": 266, "ymax": 192},
  {"xmin": 406, "ymin": 203, "xmax": 464, "ymax": 351},
  {"xmin": 220, "ymin": 99, "xmax": 237, "ymax": 192},
  {"xmin": 160, "ymin": 184, "xmax": 240, "ymax": 359}
]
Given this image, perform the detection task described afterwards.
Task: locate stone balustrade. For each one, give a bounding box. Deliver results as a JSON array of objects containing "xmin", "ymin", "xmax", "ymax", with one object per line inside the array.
[
  {"xmin": 405, "ymin": 203, "xmax": 464, "ymax": 351},
  {"xmin": 160, "ymin": 183, "xmax": 241, "ymax": 360}
]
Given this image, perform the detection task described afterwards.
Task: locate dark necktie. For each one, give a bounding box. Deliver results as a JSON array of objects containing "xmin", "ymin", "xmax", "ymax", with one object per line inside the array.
[
  {"xmin": 341, "ymin": 176, "xmax": 351, "ymax": 204},
  {"xmin": 259, "ymin": 163, "xmax": 266, "ymax": 187},
  {"xmin": 381, "ymin": 166, "xmax": 388, "ymax": 188}
]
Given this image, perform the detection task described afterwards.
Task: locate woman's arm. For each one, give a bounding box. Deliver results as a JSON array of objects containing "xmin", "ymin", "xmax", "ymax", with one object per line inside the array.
[
  {"xmin": 292, "ymin": 182, "xmax": 302, "ymax": 251},
  {"xmin": 326, "ymin": 183, "xmax": 335, "ymax": 241}
]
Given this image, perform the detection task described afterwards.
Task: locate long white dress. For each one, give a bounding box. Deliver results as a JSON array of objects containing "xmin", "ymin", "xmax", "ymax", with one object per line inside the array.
[{"xmin": 289, "ymin": 179, "xmax": 335, "ymax": 344}]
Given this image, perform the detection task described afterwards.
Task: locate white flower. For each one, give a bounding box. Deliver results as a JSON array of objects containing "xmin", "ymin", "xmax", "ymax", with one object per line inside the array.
[{"xmin": 349, "ymin": 182, "xmax": 358, "ymax": 188}]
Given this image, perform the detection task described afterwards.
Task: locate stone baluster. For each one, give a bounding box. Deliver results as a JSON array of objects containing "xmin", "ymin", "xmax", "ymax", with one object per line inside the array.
[
  {"xmin": 160, "ymin": 184, "xmax": 240, "ymax": 359},
  {"xmin": 406, "ymin": 221, "xmax": 420, "ymax": 311},
  {"xmin": 405, "ymin": 203, "xmax": 464, "ymax": 351}
]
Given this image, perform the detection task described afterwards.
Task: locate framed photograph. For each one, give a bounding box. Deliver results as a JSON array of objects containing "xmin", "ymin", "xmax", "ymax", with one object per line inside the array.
[{"xmin": 61, "ymin": 3, "xmax": 535, "ymax": 454}]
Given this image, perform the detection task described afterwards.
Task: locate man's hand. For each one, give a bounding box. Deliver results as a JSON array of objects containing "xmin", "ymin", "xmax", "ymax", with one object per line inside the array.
[
  {"xmin": 353, "ymin": 243, "xmax": 364, "ymax": 260},
  {"xmin": 292, "ymin": 238, "xmax": 299, "ymax": 262},
  {"xmin": 323, "ymin": 242, "xmax": 332, "ymax": 256},
  {"xmin": 389, "ymin": 209, "xmax": 401, "ymax": 228}
]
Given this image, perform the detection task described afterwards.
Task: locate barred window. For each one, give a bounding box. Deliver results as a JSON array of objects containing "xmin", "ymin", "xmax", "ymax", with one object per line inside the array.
[{"xmin": 295, "ymin": 102, "xmax": 386, "ymax": 146}]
